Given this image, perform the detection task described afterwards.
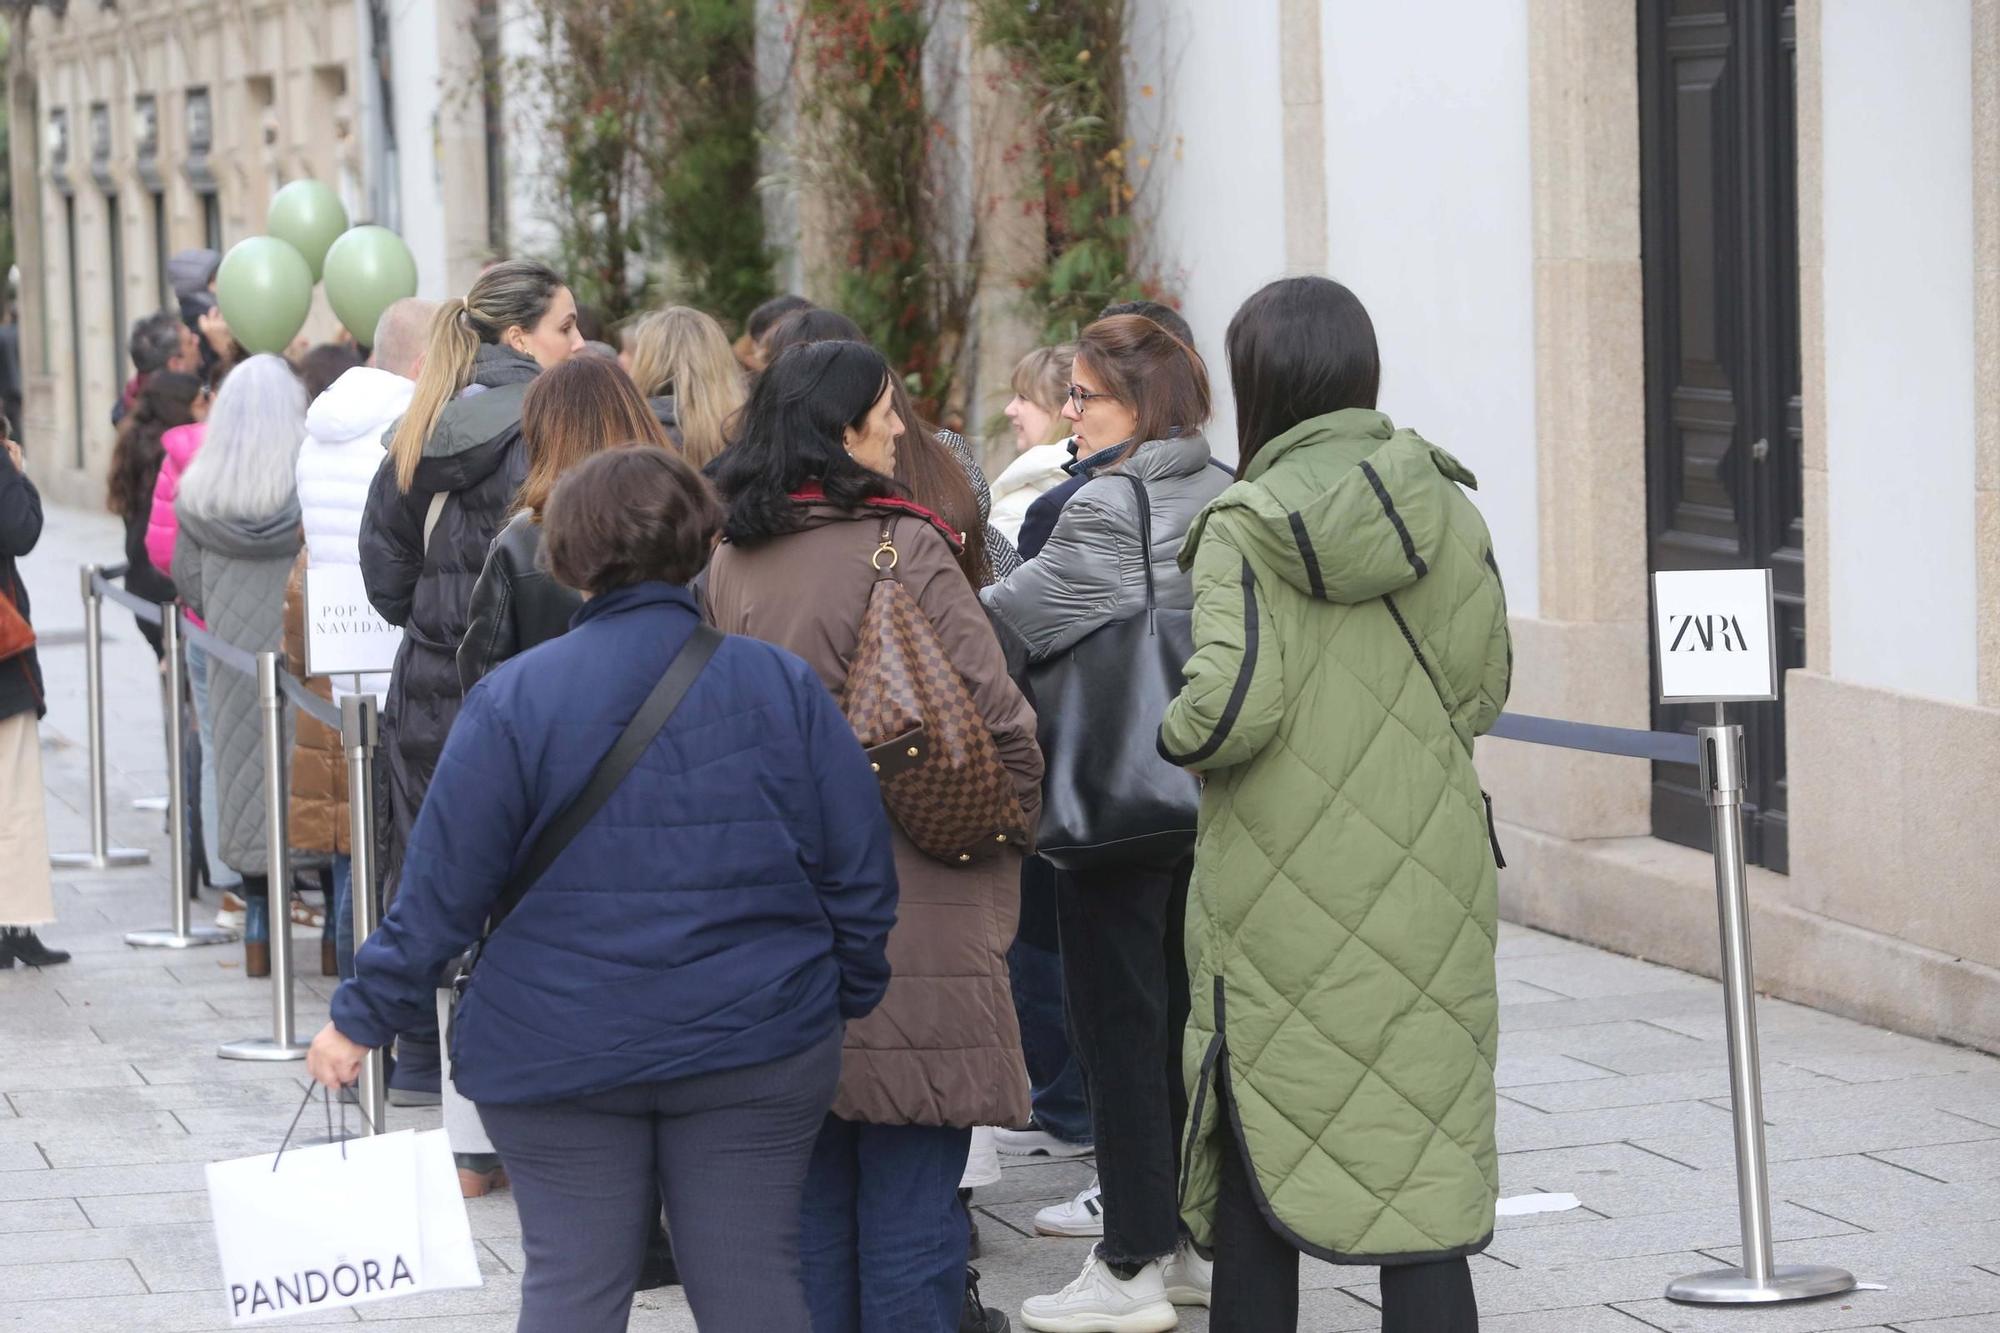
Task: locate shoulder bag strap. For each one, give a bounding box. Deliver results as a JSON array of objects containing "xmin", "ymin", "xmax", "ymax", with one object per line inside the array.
[
  {"xmin": 1115, "ymin": 471, "xmax": 1159, "ymax": 622},
  {"xmin": 485, "ymin": 622, "xmax": 724, "ymax": 932}
]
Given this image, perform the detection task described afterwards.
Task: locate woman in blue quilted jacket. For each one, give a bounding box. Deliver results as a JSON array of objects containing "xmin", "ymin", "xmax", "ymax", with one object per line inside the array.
[{"xmin": 310, "ymin": 446, "xmax": 900, "ymax": 1333}]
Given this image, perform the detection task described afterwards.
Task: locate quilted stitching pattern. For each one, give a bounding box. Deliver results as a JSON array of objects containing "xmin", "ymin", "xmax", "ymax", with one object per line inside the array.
[
  {"xmin": 188, "ymin": 544, "xmax": 296, "ymax": 874},
  {"xmin": 1172, "ymin": 417, "xmax": 1510, "ymax": 1263}
]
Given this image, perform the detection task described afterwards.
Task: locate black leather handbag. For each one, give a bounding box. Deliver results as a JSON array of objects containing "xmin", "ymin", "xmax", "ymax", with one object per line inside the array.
[{"xmin": 1027, "ymin": 474, "xmax": 1201, "ymax": 872}]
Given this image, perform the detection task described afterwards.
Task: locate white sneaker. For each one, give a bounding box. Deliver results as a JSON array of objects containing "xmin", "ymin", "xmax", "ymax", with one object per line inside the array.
[
  {"xmin": 995, "ymin": 1125, "xmax": 1094, "ymax": 1159},
  {"xmin": 1019, "ymin": 1253, "xmax": 1177, "ymax": 1333},
  {"xmin": 1034, "ymin": 1179, "xmax": 1104, "ymax": 1237},
  {"xmin": 1159, "ymin": 1241, "xmax": 1211, "ymax": 1307},
  {"xmin": 214, "ymin": 891, "xmax": 246, "ymax": 932}
]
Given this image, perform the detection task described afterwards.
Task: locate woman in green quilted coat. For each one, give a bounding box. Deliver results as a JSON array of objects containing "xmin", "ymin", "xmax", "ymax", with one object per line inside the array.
[{"xmin": 1160, "ymin": 278, "xmax": 1511, "ymax": 1333}]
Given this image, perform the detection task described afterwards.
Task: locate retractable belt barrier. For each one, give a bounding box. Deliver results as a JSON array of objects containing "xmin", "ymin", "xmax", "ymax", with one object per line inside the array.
[
  {"xmin": 63, "ymin": 565, "xmax": 385, "ymax": 1101},
  {"xmin": 59, "ymin": 558, "xmax": 1828, "ymax": 1193}
]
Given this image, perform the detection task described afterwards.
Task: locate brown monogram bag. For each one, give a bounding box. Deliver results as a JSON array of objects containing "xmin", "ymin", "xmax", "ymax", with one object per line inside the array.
[{"xmin": 843, "ymin": 519, "xmax": 1029, "ymax": 864}]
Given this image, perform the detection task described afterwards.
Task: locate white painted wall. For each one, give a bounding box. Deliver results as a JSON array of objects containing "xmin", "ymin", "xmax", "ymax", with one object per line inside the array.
[
  {"xmin": 386, "ymin": 3, "xmax": 451, "ymax": 299},
  {"xmin": 1126, "ymin": 0, "xmax": 1287, "ymax": 465},
  {"xmin": 1821, "ymin": 0, "xmax": 1977, "ymax": 703},
  {"xmin": 1316, "ymin": 0, "xmax": 1540, "ymax": 617}
]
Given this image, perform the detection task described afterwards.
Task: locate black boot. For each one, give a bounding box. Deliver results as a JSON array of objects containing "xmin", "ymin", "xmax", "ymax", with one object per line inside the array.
[
  {"xmin": 960, "ymin": 1267, "xmax": 1008, "ymax": 1333},
  {"xmin": 0, "ymin": 928, "xmax": 71, "ymax": 968}
]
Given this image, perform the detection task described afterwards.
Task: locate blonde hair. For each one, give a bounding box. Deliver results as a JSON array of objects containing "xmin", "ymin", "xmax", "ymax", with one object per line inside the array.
[
  {"xmin": 624, "ymin": 307, "xmax": 748, "ymax": 470},
  {"xmin": 1012, "ymin": 343, "xmax": 1076, "ymax": 446},
  {"xmin": 388, "ymin": 260, "xmax": 565, "ymax": 492}
]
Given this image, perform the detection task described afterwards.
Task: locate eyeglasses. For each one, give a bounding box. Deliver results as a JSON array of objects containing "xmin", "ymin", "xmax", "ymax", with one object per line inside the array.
[{"xmin": 1065, "ymin": 383, "xmax": 1114, "ymax": 409}]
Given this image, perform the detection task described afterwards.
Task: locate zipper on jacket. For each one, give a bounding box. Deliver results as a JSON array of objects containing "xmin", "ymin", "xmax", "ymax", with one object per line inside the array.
[
  {"xmin": 1179, "ymin": 977, "xmax": 1227, "ymax": 1202},
  {"xmin": 1483, "ymin": 791, "xmax": 1506, "ymax": 869}
]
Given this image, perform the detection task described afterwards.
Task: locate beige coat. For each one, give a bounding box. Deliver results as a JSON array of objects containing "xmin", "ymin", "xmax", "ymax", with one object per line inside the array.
[{"xmin": 705, "ymin": 502, "xmax": 1041, "ymax": 1129}]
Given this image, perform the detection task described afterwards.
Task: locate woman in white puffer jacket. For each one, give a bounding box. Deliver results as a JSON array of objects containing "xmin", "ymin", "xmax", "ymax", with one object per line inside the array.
[
  {"xmin": 988, "ymin": 344, "xmax": 1076, "ymax": 544},
  {"xmin": 292, "ymin": 301, "xmax": 431, "ymax": 981}
]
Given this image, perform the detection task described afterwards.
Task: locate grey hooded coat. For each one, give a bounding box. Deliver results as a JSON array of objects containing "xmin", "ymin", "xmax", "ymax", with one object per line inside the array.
[
  {"xmin": 173, "ymin": 503, "xmax": 302, "ymax": 875},
  {"xmin": 980, "ymin": 433, "xmax": 1230, "ymax": 660}
]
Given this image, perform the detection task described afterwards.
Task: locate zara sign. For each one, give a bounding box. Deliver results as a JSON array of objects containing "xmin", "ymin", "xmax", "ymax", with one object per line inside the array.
[{"xmin": 1652, "ymin": 568, "xmax": 1779, "ymax": 704}]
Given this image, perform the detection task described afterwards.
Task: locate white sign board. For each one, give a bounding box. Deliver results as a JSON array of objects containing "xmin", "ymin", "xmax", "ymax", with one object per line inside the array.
[
  {"xmin": 305, "ymin": 565, "xmax": 400, "ymax": 677},
  {"xmin": 1653, "ymin": 568, "xmax": 1779, "ymax": 704}
]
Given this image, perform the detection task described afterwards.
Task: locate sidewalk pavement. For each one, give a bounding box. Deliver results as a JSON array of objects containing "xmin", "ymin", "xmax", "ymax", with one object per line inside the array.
[{"xmin": 7, "ymin": 500, "xmax": 2000, "ymax": 1332}]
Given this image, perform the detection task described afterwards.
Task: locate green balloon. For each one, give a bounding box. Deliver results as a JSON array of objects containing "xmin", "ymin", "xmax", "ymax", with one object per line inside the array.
[
  {"xmin": 265, "ymin": 180, "xmax": 349, "ymax": 281},
  {"xmin": 214, "ymin": 237, "xmax": 314, "ymax": 355},
  {"xmin": 322, "ymin": 226, "xmax": 420, "ymax": 346}
]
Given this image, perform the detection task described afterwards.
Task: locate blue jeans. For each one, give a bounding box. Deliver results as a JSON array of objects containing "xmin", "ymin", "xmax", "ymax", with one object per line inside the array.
[
  {"xmin": 1008, "ymin": 936, "xmax": 1093, "ymax": 1145},
  {"xmin": 185, "ymin": 641, "xmax": 240, "ymax": 893},
  {"xmin": 331, "ymin": 854, "xmax": 354, "ymax": 981},
  {"xmin": 801, "ymin": 1117, "xmax": 971, "ymax": 1333}
]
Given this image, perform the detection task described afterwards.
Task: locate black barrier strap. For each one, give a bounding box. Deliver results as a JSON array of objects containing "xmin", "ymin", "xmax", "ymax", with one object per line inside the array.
[
  {"xmin": 278, "ymin": 672, "xmax": 343, "ymax": 730},
  {"xmin": 1487, "ymin": 711, "xmax": 1701, "ymax": 766},
  {"xmin": 97, "ymin": 561, "xmax": 130, "ymax": 582},
  {"xmin": 179, "ymin": 619, "xmax": 260, "ymax": 679},
  {"xmin": 89, "ymin": 570, "xmax": 167, "ymax": 626}
]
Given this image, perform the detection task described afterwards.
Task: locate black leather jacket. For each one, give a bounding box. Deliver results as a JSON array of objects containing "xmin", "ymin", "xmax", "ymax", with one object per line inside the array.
[{"xmin": 457, "ymin": 511, "xmax": 582, "ymax": 691}]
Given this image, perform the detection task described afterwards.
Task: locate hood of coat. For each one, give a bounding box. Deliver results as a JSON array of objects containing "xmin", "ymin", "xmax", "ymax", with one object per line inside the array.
[
  {"xmin": 1181, "ymin": 409, "xmax": 1480, "ymax": 606},
  {"xmin": 306, "ymin": 367, "xmax": 415, "ymax": 448},
  {"xmin": 403, "ymin": 347, "xmax": 539, "ymax": 493},
  {"xmin": 177, "ymin": 499, "xmax": 303, "ymax": 561},
  {"xmin": 992, "ymin": 442, "xmax": 1072, "ymax": 499},
  {"xmin": 1107, "ymin": 432, "xmax": 1215, "ymax": 485}
]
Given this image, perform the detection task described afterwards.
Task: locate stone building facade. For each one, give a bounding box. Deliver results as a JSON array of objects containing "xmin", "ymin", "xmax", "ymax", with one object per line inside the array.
[{"xmin": 7, "ymin": 0, "xmax": 496, "ymax": 510}]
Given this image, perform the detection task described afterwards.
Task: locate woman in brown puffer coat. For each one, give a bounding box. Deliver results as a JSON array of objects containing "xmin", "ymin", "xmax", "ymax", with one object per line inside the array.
[{"xmin": 705, "ymin": 340, "xmax": 1042, "ymax": 1332}]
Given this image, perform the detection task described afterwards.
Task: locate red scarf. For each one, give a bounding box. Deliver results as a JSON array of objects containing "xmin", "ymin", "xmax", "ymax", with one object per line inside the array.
[{"xmin": 789, "ymin": 483, "xmax": 964, "ymax": 553}]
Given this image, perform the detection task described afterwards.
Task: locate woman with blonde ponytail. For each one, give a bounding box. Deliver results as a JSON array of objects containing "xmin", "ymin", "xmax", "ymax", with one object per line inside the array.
[
  {"xmin": 356, "ymin": 259, "xmax": 581, "ymax": 1112},
  {"xmin": 622, "ymin": 307, "xmax": 746, "ymax": 470}
]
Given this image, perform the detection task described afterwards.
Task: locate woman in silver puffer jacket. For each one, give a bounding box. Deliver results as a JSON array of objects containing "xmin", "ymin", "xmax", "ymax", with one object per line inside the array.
[{"xmin": 981, "ymin": 313, "xmax": 1229, "ymax": 1331}]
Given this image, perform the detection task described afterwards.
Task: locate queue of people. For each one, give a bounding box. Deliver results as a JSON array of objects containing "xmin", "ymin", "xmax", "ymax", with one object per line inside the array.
[{"xmin": 0, "ymin": 245, "xmax": 1510, "ymax": 1332}]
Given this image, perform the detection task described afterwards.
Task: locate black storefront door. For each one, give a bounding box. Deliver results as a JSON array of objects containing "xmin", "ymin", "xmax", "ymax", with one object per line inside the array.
[{"xmin": 1639, "ymin": 0, "xmax": 1805, "ymax": 871}]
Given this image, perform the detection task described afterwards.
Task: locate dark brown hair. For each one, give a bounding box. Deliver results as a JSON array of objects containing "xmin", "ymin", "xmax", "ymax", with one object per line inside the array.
[
  {"xmin": 297, "ymin": 342, "xmax": 365, "ymax": 401},
  {"xmin": 517, "ymin": 355, "xmax": 671, "ymax": 521},
  {"xmin": 106, "ymin": 372, "xmax": 202, "ymax": 519},
  {"xmin": 1075, "ymin": 313, "xmax": 1211, "ymax": 459},
  {"xmin": 543, "ymin": 445, "xmax": 723, "ymax": 593},
  {"xmin": 1226, "ymin": 276, "xmax": 1380, "ymax": 477}
]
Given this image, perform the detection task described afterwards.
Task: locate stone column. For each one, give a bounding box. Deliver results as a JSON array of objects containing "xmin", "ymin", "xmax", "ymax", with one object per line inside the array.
[
  {"xmin": 1480, "ymin": 0, "xmax": 1651, "ymax": 841},
  {"xmin": 1279, "ymin": 0, "xmax": 1325, "ymax": 274},
  {"xmin": 967, "ymin": 35, "xmax": 1044, "ymax": 470}
]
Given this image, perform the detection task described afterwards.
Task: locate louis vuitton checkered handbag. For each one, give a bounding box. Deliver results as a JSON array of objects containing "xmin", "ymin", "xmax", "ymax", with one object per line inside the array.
[{"xmin": 842, "ymin": 519, "xmax": 1030, "ymax": 864}]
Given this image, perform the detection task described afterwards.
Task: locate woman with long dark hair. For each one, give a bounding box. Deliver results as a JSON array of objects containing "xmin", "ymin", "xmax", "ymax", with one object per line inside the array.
[
  {"xmin": 982, "ymin": 314, "xmax": 1230, "ymax": 1332},
  {"xmin": 107, "ymin": 372, "xmax": 203, "ymax": 657},
  {"xmin": 705, "ymin": 341, "xmax": 1042, "ymax": 1332},
  {"xmin": 357, "ymin": 259, "xmax": 582, "ymax": 1105},
  {"xmin": 1163, "ymin": 277, "xmax": 1509, "ymax": 1333}
]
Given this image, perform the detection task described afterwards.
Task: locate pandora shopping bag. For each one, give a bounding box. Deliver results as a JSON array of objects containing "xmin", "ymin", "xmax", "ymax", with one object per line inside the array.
[{"xmin": 206, "ymin": 1105, "xmax": 481, "ymax": 1325}]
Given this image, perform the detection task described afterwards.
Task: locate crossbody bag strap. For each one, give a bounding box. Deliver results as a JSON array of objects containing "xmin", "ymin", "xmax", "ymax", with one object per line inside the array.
[{"xmin": 484, "ymin": 622, "xmax": 724, "ymax": 935}]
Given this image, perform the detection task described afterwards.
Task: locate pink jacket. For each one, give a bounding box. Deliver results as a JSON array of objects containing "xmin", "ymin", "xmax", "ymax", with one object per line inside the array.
[{"xmin": 145, "ymin": 423, "xmax": 205, "ymax": 575}]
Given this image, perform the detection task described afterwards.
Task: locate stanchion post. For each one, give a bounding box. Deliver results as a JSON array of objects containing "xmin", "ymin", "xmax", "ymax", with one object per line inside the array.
[
  {"xmin": 341, "ymin": 693, "xmax": 386, "ymax": 1134},
  {"xmin": 218, "ymin": 653, "xmax": 308, "ymax": 1062},
  {"xmin": 51, "ymin": 564, "xmax": 149, "ymax": 869},
  {"xmin": 1665, "ymin": 705, "xmax": 1855, "ymax": 1305},
  {"xmin": 127, "ymin": 609, "xmax": 234, "ymax": 948}
]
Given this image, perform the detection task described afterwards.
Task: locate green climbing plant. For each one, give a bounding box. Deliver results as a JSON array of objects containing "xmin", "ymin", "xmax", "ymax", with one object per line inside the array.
[{"xmin": 970, "ymin": 0, "xmax": 1167, "ymax": 343}]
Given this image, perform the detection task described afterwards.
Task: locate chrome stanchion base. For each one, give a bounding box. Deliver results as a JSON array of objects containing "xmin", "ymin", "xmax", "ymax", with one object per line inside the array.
[
  {"xmin": 50, "ymin": 848, "xmax": 151, "ymax": 869},
  {"xmin": 125, "ymin": 925, "xmax": 238, "ymax": 949},
  {"xmin": 1667, "ymin": 1263, "xmax": 1857, "ymax": 1304},
  {"xmin": 217, "ymin": 1037, "xmax": 309, "ymax": 1062}
]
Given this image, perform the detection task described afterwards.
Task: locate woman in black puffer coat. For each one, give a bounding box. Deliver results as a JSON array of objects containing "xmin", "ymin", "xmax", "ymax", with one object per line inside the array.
[{"xmin": 357, "ymin": 260, "xmax": 583, "ymax": 1103}]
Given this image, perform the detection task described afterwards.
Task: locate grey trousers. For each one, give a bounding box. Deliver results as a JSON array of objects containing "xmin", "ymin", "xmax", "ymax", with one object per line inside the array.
[{"xmin": 477, "ymin": 1027, "xmax": 843, "ymax": 1333}]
